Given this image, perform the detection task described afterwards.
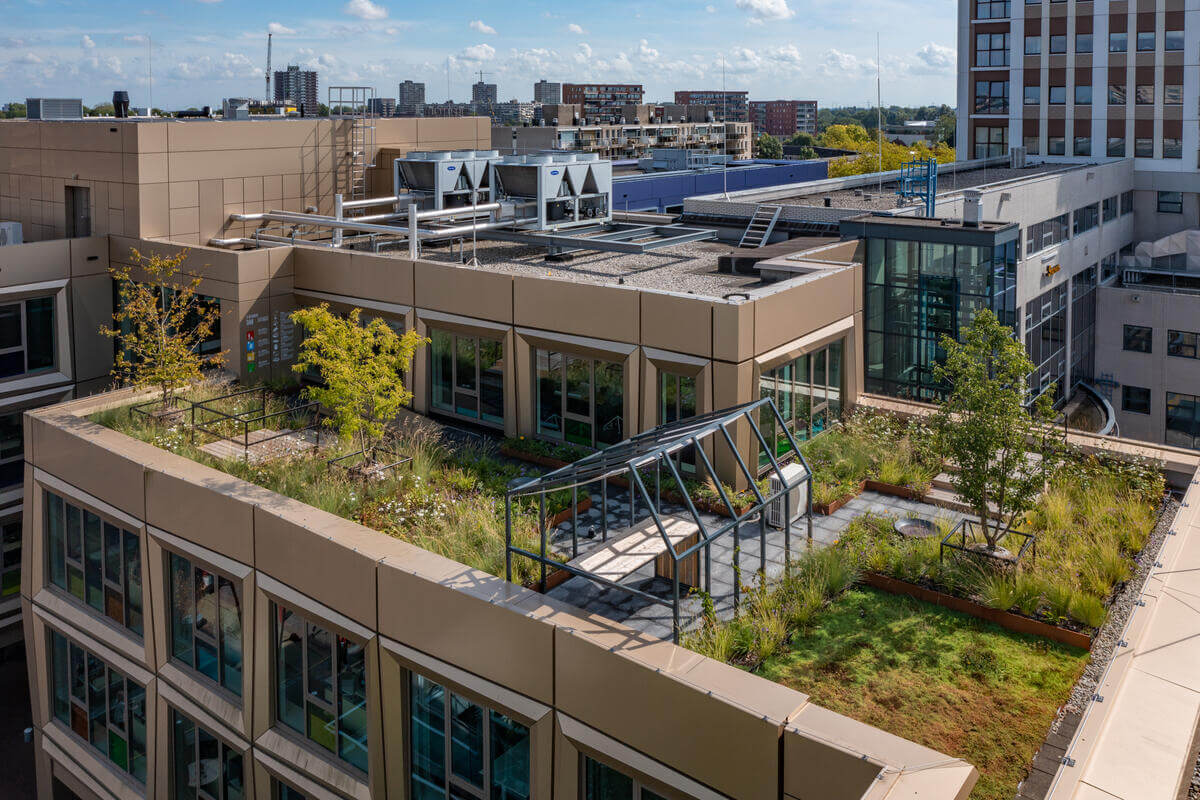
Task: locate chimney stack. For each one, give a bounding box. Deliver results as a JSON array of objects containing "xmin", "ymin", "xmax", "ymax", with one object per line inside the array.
[{"xmin": 962, "ymin": 189, "xmax": 982, "ymax": 228}]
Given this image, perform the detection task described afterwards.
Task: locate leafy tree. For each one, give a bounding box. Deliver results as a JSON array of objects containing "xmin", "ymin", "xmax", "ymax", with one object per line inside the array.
[
  {"xmin": 103, "ymin": 248, "xmax": 226, "ymax": 411},
  {"xmin": 291, "ymin": 304, "xmax": 426, "ymax": 456},
  {"xmin": 755, "ymin": 133, "xmax": 782, "ymax": 159},
  {"xmin": 318, "ymin": 103, "xmax": 330, "ymax": 117},
  {"xmin": 791, "ymin": 145, "xmax": 818, "ymax": 159},
  {"xmin": 932, "ymin": 309, "xmax": 1061, "ymax": 555},
  {"xmin": 2, "ymin": 102, "xmax": 27, "ymax": 119},
  {"xmin": 85, "ymin": 103, "xmax": 115, "ymax": 117},
  {"xmin": 935, "ymin": 113, "xmax": 957, "ymax": 146},
  {"xmin": 819, "ymin": 123, "xmax": 872, "ymax": 150},
  {"xmin": 786, "ymin": 132, "xmax": 816, "ymax": 147}
]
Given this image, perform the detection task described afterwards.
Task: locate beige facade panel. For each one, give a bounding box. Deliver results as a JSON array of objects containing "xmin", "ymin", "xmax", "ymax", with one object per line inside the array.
[
  {"xmin": 753, "ymin": 269, "xmax": 858, "ymax": 357},
  {"xmin": 513, "ymin": 275, "xmax": 640, "ymax": 344},
  {"xmin": 143, "ymin": 460, "xmax": 268, "ymax": 566},
  {"xmin": 412, "ymin": 260, "xmax": 512, "ymax": 322},
  {"xmin": 711, "ymin": 300, "xmax": 754, "ymax": 363},
  {"xmin": 640, "ymin": 291, "xmax": 714, "ymax": 358},
  {"xmin": 376, "ymin": 551, "xmax": 557, "ymax": 705},
  {"xmin": 0, "ymin": 239, "xmax": 70, "ymax": 284},
  {"xmin": 68, "ymin": 273, "xmax": 115, "ymax": 384}
]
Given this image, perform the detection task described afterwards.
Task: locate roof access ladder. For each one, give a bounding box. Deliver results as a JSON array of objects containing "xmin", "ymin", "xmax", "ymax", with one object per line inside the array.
[
  {"xmin": 738, "ymin": 203, "xmax": 782, "ymax": 248},
  {"xmin": 328, "ymin": 86, "xmax": 377, "ymax": 213}
]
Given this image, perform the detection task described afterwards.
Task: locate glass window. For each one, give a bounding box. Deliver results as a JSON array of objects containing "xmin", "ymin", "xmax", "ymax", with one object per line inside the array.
[
  {"xmin": 1135, "ymin": 84, "xmax": 1154, "ymax": 105},
  {"xmin": 1158, "ymin": 191, "xmax": 1183, "ymax": 213},
  {"xmin": 1023, "ymin": 135, "xmax": 1040, "ymax": 155},
  {"xmin": 1049, "ymin": 86, "xmax": 1066, "ymax": 104},
  {"xmin": 1123, "ymin": 324, "xmax": 1152, "ymax": 353},
  {"xmin": 1108, "ymin": 84, "xmax": 1126, "ymax": 104},
  {"xmin": 1121, "ymin": 191, "xmax": 1134, "ymax": 215},
  {"xmin": 1164, "ymin": 138, "xmax": 1183, "ymax": 159},
  {"xmin": 977, "ymin": 32, "xmax": 1010, "ymax": 66},
  {"xmin": 1106, "ymin": 137, "xmax": 1126, "ymax": 157},
  {"xmin": 274, "ymin": 780, "xmax": 309, "ymax": 800},
  {"xmin": 582, "ymin": 757, "xmax": 669, "ymax": 800},
  {"xmin": 1136, "ymin": 31, "xmax": 1155, "ymax": 51},
  {"xmin": 1135, "ymin": 138, "xmax": 1154, "ymax": 158},
  {"xmin": 1024, "ymin": 85, "xmax": 1040, "ymax": 105},
  {"xmin": 273, "ymin": 604, "xmax": 367, "ymax": 772},
  {"xmin": 0, "ymin": 410, "xmax": 22, "ymax": 489},
  {"xmin": 1165, "ymin": 30, "xmax": 1184, "ymax": 51},
  {"xmin": 1165, "ymin": 84, "xmax": 1183, "ymax": 105},
  {"xmin": 535, "ymin": 350, "xmax": 623, "ymax": 449},
  {"xmin": 171, "ymin": 708, "xmax": 244, "ymax": 800},
  {"xmin": 429, "ymin": 329, "xmax": 504, "ymax": 427},
  {"xmin": 1168, "ymin": 330, "xmax": 1199, "ymax": 360},
  {"xmin": 1073, "ymin": 137, "xmax": 1091, "ymax": 157},
  {"xmin": 1167, "ymin": 392, "xmax": 1200, "ymax": 449},
  {"xmin": 1075, "ymin": 33, "xmax": 1093, "ymax": 53},
  {"xmin": 1073, "ymin": 204, "xmax": 1099, "ymax": 234},
  {"xmin": 169, "ymin": 553, "xmax": 242, "ymax": 696},
  {"xmin": 409, "ymin": 671, "xmax": 530, "ymax": 800},
  {"xmin": 976, "ymin": 0, "xmax": 1010, "ymax": 19},
  {"xmin": 758, "ymin": 340, "xmax": 845, "ymax": 467},
  {"xmin": 1049, "ymin": 35, "xmax": 1067, "ymax": 54},
  {"xmin": 1048, "ymin": 137, "xmax": 1066, "ymax": 155},
  {"xmin": 1074, "ymin": 85, "xmax": 1092, "ymax": 105},
  {"xmin": 1123, "ymin": 386, "xmax": 1151, "ymax": 415},
  {"xmin": 1102, "ymin": 196, "xmax": 1118, "ymax": 221},
  {"xmin": 1, "ymin": 517, "xmax": 18, "ymax": 598},
  {"xmin": 0, "ymin": 296, "xmax": 56, "ymax": 380},
  {"xmin": 1025, "ymin": 36, "xmax": 1041, "ymax": 55},
  {"xmin": 1109, "ymin": 32, "xmax": 1128, "ymax": 52},
  {"xmin": 974, "ymin": 81, "xmax": 1009, "ymax": 114},
  {"xmin": 45, "ymin": 491, "xmax": 142, "ymax": 637},
  {"xmin": 49, "ymin": 630, "xmax": 146, "ymax": 782}
]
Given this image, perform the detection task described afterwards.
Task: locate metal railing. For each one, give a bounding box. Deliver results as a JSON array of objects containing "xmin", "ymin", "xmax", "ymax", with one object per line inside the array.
[{"xmin": 190, "ymin": 385, "xmax": 323, "ymax": 460}]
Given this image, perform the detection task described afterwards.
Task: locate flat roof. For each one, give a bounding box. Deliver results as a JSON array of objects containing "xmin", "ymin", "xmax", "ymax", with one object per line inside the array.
[
  {"xmin": 774, "ymin": 163, "xmax": 1082, "ymax": 211},
  {"xmin": 416, "ymin": 237, "xmax": 835, "ymax": 299}
]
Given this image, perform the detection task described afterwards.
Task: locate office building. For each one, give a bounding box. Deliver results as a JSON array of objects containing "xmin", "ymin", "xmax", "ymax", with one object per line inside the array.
[
  {"xmin": 673, "ymin": 90, "xmax": 749, "ymax": 123},
  {"xmin": 495, "ymin": 117, "xmax": 752, "ymax": 160},
  {"xmin": 492, "ymin": 99, "xmax": 536, "ymax": 125},
  {"xmin": 397, "ymin": 80, "xmax": 426, "ymax": 117},
  {"xmin": 562, "ymin": 83, "xmax": 644, "ymax": 124},
  {"xmin": 533, "ymin": 79, "xmax": 561, "ymax": 104},
  {"xmin": 471, "ymin": 81, "xmax": 498, "ymax": 113},
  {"xmin": 366, "ymin": 97, "xmax": 396, "ymax": 118},
  {"xmin": 750, "ymin": 100, "xmax": 818, "ymax": 137},
  {"xmin": 273, "ymin": 65, "xmax": 318, "ymax": 116}
]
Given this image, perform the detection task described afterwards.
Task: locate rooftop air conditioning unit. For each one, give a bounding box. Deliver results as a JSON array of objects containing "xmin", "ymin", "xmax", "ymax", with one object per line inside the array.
[
  {"xmin": 1010, "ymin": 146, "xmax": 1027, "ymax": 169},
  {"xmin": 766, "ymin": 461, "xmax": 808, "ymax": 529},
  {"xmin": 0, "ymin": 222, "xmax": 22, "ymax": 247}
]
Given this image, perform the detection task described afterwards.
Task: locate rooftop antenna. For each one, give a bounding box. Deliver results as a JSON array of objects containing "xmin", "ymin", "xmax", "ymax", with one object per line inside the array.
[
  {"xmin": 722, "ymin": 55, "xmax": 728, "ymax": 198},
  {"xmin": 265, "ymin": 32, "xmax": 273, "ymax": 104},
  {"xmin": 876, "ymin": 32, "xmax": 882, "ymax": 196},
  {"xmin": 147, "ymin": 34, "xmax": 152, "ymax": 117},
  {"xmin": 446, "ymin": 57, "xmax": 451, "ymax": 103}
]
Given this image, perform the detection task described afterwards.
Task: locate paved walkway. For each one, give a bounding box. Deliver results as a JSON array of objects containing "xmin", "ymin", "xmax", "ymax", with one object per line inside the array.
[{"xmin": 544, "ymin": 487, "xmax": 963, "ymax": 641}]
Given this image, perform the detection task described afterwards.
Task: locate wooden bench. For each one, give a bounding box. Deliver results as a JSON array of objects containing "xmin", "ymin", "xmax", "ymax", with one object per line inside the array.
[{"xmin": 565, "ymin": 514, "xmax": 700, "ymax": 586}]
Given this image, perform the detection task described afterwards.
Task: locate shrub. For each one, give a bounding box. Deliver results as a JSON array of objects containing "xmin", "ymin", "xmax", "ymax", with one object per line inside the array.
[
  {"xmin": 979, "ymin": 573, "xmax": 1018, "ymax": 612},
  {"xmin": 1013, "ymin": 572, "xmax": 1044, "ymax": 617},
  {"xmin": 1043, "ymin": 580, "xmax": 1074, "ymax": 622}
]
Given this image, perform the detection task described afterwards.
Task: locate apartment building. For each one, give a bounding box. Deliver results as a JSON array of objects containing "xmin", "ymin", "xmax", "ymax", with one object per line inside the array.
[
  {"xmin": 397, "ymin": 80, "xmax": 426, "ymax": 117},
  {"xmin": 673, "ymin": 91, "xmax": 750, "ymax": 123},
  {"xmin": 472, "ymin": 81, "xmax": 498, "ymax": 114},
  {"xmin": 533, "ymin": 80, "xmax": 561, "ymax": 104},
  {"xmin": 493, "ymin": 120, "xmax": 752, "ymax": 161},
  {"xmin": 750, "ymin": 100, "xmax": 819, "ymax": 137},
  {"xmin": 273, "ymin": 66, "xmax": 318, "ymax": 116},
  {"xmin": 562, "ymin": 84, "xmax": 644, "ymax": 124},
  {"xmin": 365, "ymin": 97, "xmax": 395, "ymax": 118}
]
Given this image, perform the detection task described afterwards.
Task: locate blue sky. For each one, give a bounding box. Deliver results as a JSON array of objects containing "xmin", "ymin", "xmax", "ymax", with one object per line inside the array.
[{"xmin": 1, "ymin": 0, "xmax": 958, "ymax": 110}]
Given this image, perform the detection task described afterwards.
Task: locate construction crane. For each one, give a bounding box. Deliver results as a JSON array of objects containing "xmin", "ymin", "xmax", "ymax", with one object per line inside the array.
[{"xmin": 265, "ymin": 33, "xmax": 272, "ymax": 104}]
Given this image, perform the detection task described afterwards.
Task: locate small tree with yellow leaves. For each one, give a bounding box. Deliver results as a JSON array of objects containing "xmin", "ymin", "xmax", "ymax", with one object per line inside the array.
[
  {"xmin": 290, "ymin": 304, "xmax": 427, "ymax": 456},
  {"xmin": 103, "ymin": 248, "xmax": 226, "ymax": 412}
]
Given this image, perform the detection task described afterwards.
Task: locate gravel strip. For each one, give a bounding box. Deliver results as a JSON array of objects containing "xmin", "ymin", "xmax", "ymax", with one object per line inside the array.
[{"xmin": 1052, "ymin": 494, "xmax": 1179, "ymax": 729}]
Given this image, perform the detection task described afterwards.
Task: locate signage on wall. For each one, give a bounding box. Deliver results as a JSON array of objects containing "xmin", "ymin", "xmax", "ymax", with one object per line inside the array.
[
  {"xmin": 1045, "ymin": 263, "xmax": 1061, "ymax": 277},
  {"xmin": 245, "ymin": 330, "xmax": 256, "ymax": 373}
]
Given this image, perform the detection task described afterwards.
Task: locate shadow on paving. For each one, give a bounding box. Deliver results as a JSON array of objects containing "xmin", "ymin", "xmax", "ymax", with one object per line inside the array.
[{"xmin": 0, "ymin": 643, "xmax": 37, "ymax": 800}]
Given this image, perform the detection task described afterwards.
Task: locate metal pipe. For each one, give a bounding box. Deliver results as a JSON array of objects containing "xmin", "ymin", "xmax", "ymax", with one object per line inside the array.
[
  {"xmin": 230, "ymin": 209, "xmax": 506, "ymax": 241},
  {"xmin": 341, "ymin": 194, "xmax": 403, "ymax": 209},
  {"xmin": 416, "ymin": 202, "xmax": 502, "ymax": 221},
  {"xmin": 333, "ymin": 193, "xmax": 344, "ymax": 248}
]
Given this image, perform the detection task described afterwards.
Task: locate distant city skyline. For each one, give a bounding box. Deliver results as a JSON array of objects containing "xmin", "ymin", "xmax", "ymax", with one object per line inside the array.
[{"xmin": 1, "ymin": 0, "xmax": 956, "ymax": 111}]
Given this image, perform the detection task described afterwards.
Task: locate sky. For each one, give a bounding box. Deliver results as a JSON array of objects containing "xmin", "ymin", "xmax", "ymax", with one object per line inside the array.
[{"xmin": 0, "ymin": 0, "xmax": 959, "ymax": 111}]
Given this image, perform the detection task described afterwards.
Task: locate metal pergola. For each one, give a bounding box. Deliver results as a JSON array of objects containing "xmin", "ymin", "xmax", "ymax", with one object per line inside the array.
[{"xmin": 504, "ymin": 399, "xmax": 813, "ymax": 641}]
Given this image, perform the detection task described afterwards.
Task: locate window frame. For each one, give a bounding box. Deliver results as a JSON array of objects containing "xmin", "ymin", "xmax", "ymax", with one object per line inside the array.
[
  {"xmin": 0, "ymin": 512, "xmax": 20, "ymax": 600},
  {"xmin": 167, "ymin": 550, "xmax": 244, "ymax": 698},
  {"xmin": 1168, "ymin": 330, "xmax": 1199, "ymax": 360},
  {"xmin": 1109, "ymin": 32, "xmax": 1128, "ymax": 52},
  {"xmin": 1122, "ymin": 385, "xmax": 1151, "ymax": 415},
  {"xmin": 44, "ymin": 489, "xmax": 143, "ymax": 638},
  {"xmin": 581, "ymin": 755, "xmax": 670, "ymax": 800},
  {"xmin": 428, "ymin": 328, "xmax": 505, "ymax": 429},
  {"xmin": 1123, "ymin": 324, "xmax": 1153, "ymax": 353},
  {"xmin": 0, "ymin": 294, "xmax": 57, "ymax": 381},
  {"xmin": 169, "ymin": 706, "xmax": 245, "ymax": 800},
  {"xmin": 1136, "ymin": 31, "xmax": 1155, "ymax": 52},
  {"xmin": 49, "ymin": 629, "xmax": 147, "ymax": 783},
  {"xmin": 535, "ymin": 349, "xmax": 625, "ymax": 450},
  {"xmin": 1157, "ymin": 191, "xmax": 1183, "ymax": 214}
]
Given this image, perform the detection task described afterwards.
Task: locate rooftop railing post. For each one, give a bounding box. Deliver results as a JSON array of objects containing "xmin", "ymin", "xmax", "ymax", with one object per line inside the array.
[
  {"xmin": 539, "ymin": 492, "xmax": 547, "ymax": 590},
  {"xmin": 628, "ymin": 466, "xmax": 636, "ymax": 528},
  {"xmin": 334, "ymin": 193, "xmax": 344, "ymax": 248},
  {"xmin": 504, "ymin": 498, "xmax": 513, "ymax": 582},
  {"xmin": 733, "ymin": 523, "xmax": 741, "ymax": 612},
  {"xmin": 807, "ymin": 475, "xmax": 813, "ymax": 545},
  {"xmin": 759, "ymin": 507, "xmax": 767, "ymax": 577},
  {"xmin": 601, "ymin": 477, "xmax": 609, "ymax": 542},
  {"xmin": 571, "ymin": 485, "xmax": 579, "ymax": 560},
  {"xmin": 672, "ymin": 567, "xmax": 681, "ymax": 644},
  {"xmin": 655, "ymin": 460, "xmax": 661, "ymax": 510},
  {"xmin": 784, "ymin": 490, "xmax": 791, "ymax": 564},
  {"xmin": 408, "ymin": 203, "xmax": 420, "ymax": 260}
]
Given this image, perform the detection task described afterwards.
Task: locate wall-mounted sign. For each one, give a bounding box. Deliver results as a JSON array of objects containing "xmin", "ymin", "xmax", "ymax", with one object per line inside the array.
[{"xmin": 1045, "ymin": 263, "xmax": 1061, "ymax": 277}]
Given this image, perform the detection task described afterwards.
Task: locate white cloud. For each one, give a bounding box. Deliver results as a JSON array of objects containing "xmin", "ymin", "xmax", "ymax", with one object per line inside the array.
[
  {"xmin": 735, "ymin": 0, "xmax": 794, "ymax": 22},
  {"xmin": 636, "ymin": 39, "xmax": 659, "ymax": 63},
  {"xmin": 912, "ymin": 42, "xmax": 954, "ymax": 74},
  {"xmin": 169, "ymin": 51, "xmax": 258, "ymax": 81},
  {"xmin": 344, "ymin": 0, "xmax": 387, "ymax": 20},
  {"xmin": 195, "ymin": 0, "xmax": 222, "ymax": 4},
  {"xmin": 123, "ymin": 34, "xmax": 148, "ymax": 44},
  {"xmin": 81, "ymin": 35, "xmax": 95, "ymax": 49},
  {"xmin": 567, "ymin": 23, "xmax": 585, "ymax": 34},
  {"xmin": 705, "ymin": 4, "xmax": 716, "ymax": 11},
  {"xmin": 267, "ymin": 22, "xmax": 296, "ymax": 35},
  {"xmin": 470, "ymin": 20, "xmax": 496, "ymax": 35},
  {"xmin": 458, "ymin": 43, "xmax": 495, "ymax": 62}
]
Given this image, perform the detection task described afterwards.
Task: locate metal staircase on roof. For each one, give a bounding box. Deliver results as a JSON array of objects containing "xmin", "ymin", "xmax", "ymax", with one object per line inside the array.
[{"xmin": 738, "ymin": 203, "xmax": 782, "ymax": 248}]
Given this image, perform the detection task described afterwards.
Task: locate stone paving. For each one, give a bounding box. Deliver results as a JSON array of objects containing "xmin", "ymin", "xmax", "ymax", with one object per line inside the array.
[{"xmin": 542, "ymin": 487, "xmax": 965, "ymax": 642}]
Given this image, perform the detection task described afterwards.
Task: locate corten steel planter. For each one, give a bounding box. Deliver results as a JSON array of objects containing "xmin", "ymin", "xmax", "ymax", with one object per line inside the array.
[
  {"xmin": 864, "ymin": 479, "xmax": 929, "ymax": 501},
  {"xmin": 813, "ymin": 480, "xmax": 866, "ymax": 515},
  {"xmin": 861, "ymin": 572, "xmax": 1093, "ymax": 650}
]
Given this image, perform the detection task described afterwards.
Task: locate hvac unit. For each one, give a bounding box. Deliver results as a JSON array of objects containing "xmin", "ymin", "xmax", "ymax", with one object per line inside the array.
[
  {"xmin": 0, "ymin": 222, "xmax": 22, "ymax": 247},
  {"xmin": 766, "ymin": 461, "xmax": 808, "ymax": 529},
  {"xmin": 1009, "ymin": 146, "xmax": 1027, "ymax": 169}
]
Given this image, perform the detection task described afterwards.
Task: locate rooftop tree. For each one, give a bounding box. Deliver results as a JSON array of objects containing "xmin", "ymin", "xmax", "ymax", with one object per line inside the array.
[
  {"xmin": 103, "ymin": 248, "xmax": 226, "ymax": 413},
  {"xmin": 932, "ymin": 309, "xmax": 1062, "ymax": 558},
  {"xmin": 291, "ymin": 304, "xmax": 426, "ymax": 457}
]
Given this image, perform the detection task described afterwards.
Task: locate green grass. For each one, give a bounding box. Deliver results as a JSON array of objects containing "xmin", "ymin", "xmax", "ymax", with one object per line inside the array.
[
  {"xmin": 90, "ymin": 387, "xmax": 559, "ymax": 584},
  {"xmin": 759, "ymin": 588, "xmax": 1088, "ymax": 800}
]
